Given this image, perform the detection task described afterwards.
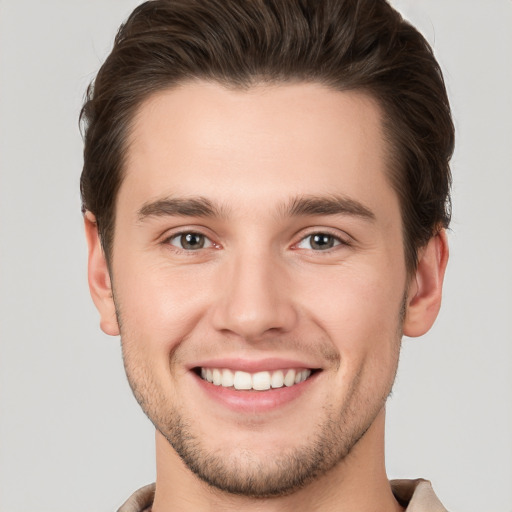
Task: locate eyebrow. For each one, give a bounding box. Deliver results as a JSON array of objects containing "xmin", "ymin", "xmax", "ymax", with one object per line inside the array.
[
  {"xmin": 137, "ymin": 196, "xmax": 227, "ymax": 221},
  {"xmin": 137, "ymin": 194, "xmax": 375, "ymax": 222},
  {"xmin": 282, "ymin": 194, "xmax": 376, "ymax": 221}
]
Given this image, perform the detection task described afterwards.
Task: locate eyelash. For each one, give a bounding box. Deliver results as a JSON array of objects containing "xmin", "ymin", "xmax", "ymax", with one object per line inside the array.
[
  {"xmin": 163, "ymin": 230, "xmax": 350, "ymax": 253},
  {"xmin": 294, "ymin": 232, "xmax": 350, "ymax": 252},
  {"xmin": 165, "ymin": 231, "xmax": 215, "ymax": 251}
]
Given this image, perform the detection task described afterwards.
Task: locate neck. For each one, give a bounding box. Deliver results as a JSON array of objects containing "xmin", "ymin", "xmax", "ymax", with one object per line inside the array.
[{"xmin": 152, "ymin": 408, "xmax": 403, "ymax": 512}]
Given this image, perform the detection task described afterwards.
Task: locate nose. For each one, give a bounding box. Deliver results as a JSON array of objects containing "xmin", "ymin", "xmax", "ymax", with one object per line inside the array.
[{"xmin": 211, "ymin": 250, "xmax": 298, "ymax": 341}]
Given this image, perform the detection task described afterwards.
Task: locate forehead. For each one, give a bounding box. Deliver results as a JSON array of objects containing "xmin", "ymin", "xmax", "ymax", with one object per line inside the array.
[{"xmin": 121, "ymin": 81, "xmax": 396, "ymax": 218}]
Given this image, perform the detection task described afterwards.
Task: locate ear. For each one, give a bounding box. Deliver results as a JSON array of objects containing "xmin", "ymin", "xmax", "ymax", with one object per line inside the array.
[
  {"xmin": 403, "ymin": 229, "xmax": 449, "ymax": 337},
  {"xmin": 84, "ymin": 212, "xmax": 120, "ymax": 336}
]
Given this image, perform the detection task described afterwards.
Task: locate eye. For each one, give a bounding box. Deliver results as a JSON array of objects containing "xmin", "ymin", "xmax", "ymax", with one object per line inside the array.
[
  {"xmin": 296, "ymin": 233, "xmax": 343, "ymax": 251},
  {"xmin": 167, "ymin": 232, "xmax": 213, "ymax": 250}
]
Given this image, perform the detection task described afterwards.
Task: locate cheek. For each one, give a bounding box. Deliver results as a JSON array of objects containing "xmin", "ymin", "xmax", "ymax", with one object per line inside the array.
[
  {"xmin": 299, "ymin": 262, "xmax": 405, "ymax": 363},
  {"xmin": 307, "ymin": 267, "xmax": 403, "ymax": 319},
  {"xmin": 113, "ymin": 257, "xmax": 213, "ymax": 353}
]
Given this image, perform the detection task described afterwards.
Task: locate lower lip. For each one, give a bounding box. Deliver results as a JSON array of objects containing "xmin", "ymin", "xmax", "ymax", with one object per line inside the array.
[{"xmin": 192, "ymin": 371, "xmax": 319, "ymax": 414}]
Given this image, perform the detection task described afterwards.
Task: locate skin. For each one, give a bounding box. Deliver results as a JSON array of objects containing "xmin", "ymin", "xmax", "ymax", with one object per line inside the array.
[{"xmin": 85, "ymin": 81, "xmax": 448, "ymax": 512}]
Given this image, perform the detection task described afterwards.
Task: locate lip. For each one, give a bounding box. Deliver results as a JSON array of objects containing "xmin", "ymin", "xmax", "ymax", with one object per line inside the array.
[
  {"xmin": 190, "ymin": 363, "xmax": 321, "ymax": 414},
  {"xmin": 189, "ymin": 357, "xmax": 320, "ymax": 373}
]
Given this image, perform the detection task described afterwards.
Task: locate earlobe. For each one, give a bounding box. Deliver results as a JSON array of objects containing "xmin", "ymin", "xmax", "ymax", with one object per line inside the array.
[
  {"xmin": 84, "ymin": 212, "xmax": 120, "ymax": 336},
  {"xmin": 403, "ymin": 229, "xmax": 449, "ymax": 338}
]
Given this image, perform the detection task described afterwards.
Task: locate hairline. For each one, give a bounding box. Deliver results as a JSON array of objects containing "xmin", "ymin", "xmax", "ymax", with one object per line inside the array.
[{"xmin": 100, "ymin": 78, "xmax": 417, "ymax": 274}]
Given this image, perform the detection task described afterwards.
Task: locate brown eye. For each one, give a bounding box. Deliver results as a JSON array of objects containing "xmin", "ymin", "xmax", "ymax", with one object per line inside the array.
[
  {"xmin": 297, "ymin": 233, "xmax": 341, "ymax": 251},
  {"xmin": 169, "ymin": 232, "xmax": 211, "ymax": 250}
]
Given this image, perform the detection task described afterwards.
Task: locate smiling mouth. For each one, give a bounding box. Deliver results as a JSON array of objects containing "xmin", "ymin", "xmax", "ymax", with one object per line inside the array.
[{"xmin": 195, "ymin": 367, "xmax": 317, "ymax": 391}]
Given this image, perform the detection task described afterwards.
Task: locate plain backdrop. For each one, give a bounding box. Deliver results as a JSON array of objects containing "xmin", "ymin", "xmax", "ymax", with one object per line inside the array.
[{"xmin": 0, "ymin": 1, "xmax": 511, "ymax": 511}]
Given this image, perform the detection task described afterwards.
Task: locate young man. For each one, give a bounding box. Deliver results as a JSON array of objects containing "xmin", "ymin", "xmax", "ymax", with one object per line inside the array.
[{"xmin": 81, "ymin": 1, "xmax": 453, "ymax": 510}]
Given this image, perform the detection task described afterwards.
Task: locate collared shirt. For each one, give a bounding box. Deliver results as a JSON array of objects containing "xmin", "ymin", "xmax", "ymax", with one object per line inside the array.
[
  {"xmin": 117, "ymin": 479, "xmax": 448, "ymax": 511},
  {"xmin": 391, "ymin": 479, "xmax": 448, "ymax": 511}
]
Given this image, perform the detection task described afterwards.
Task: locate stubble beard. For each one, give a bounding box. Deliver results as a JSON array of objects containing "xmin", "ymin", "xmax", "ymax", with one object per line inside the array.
[
  {"xmin": 117, "ymin": 295, "xmax": 405, "ymax": 498},
  {"xmin": 163, "ymin": 408, "xmax": 368, "ymax": 498},
  {"xmin": 169, "ymin": 380, "xmax": 393, "ymax": 497},
  {"xmin": 122, "ymin": 350, "xmax": 400, "ymax": 498}
]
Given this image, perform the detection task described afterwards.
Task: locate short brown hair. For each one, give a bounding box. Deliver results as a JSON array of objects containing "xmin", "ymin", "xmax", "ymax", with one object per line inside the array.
[{"xmin": 80, "ymin": 0, "xmax": 454, "ymax": 272}]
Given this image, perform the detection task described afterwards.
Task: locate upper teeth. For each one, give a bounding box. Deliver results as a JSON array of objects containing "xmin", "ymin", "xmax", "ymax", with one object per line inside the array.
[{"xmin": 200, "ymin": 368, "xmax": 311, "ymax": 390}]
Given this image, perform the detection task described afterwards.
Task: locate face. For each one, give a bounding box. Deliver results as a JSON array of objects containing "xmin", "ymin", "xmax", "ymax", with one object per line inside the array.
[{"xmin": 105, "ymin": 82, "xmax": 410, "ymax": 496}]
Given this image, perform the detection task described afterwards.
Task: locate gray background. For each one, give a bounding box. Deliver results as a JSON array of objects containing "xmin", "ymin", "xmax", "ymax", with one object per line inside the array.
[{"xmin": 0, "ymin": 1, "xmax": 511, "ymax": 510}]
